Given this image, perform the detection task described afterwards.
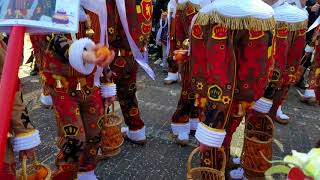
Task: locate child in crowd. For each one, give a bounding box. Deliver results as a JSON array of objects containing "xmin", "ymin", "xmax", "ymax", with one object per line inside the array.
[{"xmin": 155, "ymin": 11, "xmax": 169, "ymax": 72}]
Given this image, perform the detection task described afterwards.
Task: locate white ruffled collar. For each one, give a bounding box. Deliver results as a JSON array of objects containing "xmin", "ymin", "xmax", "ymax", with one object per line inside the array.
[
  {"xmin": 199, "ymin": 0, "xmax": 274, "ymax": 19},
  {"xmin": 274, "ymin": 2, "xmax": 308, "ymax": 23}
]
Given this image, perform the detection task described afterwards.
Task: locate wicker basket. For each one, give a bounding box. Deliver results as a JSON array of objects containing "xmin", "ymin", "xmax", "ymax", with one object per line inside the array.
[
  {"xmin": 241, "ymin": 114, "xmax": 274, "ymax": 178},
  {"xmin": 17, "ymin": 153, "xmax": 51, "ymax": 180},
  {"xmin": 99, "ymin": 104, "xmax": 124, "ymax": 159},
  {"xmin": 187, "ymin": 147, "xmax": 226, "ymax": 180}
]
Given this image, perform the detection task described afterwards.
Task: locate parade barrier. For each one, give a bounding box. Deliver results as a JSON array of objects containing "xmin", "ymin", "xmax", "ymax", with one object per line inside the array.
[
  {"xmin": 99, "ymin": 104, "xmax": 124, "ymax": 159},
  {"xmin": 0, "ymin": 0, "xmax": 80, "ymax": 169},
  {"xmin": 187, "ymin": 147, "xmax": 226, "ymax": 180}
]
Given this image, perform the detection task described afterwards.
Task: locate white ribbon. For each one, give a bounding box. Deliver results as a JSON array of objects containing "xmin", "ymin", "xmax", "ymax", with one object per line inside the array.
[
  {"xmin": 156, "ymin": 18, "xmax": 168, "ymax": 45},
  {"xmin": 308, "ymin": 16, "xmax": 320, "ymax": 32},
  {"xmin": 188, "ymin": 13, "xmax": 199, "ymax": 56},
  {"xmin": 166, "ymin": 0, "xmax": 177, "ymax": 56},
  {"xmin": 116, "ymin": 0, "xmax": 155, "ymax": 80},
  {"xmin": 80, "ymin": 0, "xmax": 109, "ymax": 46},
  {"xmin": 80, "ymin": 0, "xmax": 109, "ymax": 86}
]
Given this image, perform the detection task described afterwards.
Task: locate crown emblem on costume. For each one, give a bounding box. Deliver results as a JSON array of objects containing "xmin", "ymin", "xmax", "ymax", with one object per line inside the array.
[
  {"xmin": 212, "ymin": 25, "xmax": 227, "ymax": 40},
  {"xmin": 277, "ymin": 26, "xmax": 289, "ymax": 38},
  {"xmin": 185, "ymin": 5, "xmax": 196, "ymax": 16},
  {"xmin": 63, "ymin": 124, "xmax": 79, "ymax": 136},
  {"xmin": 249, "ymin": 30, "xmax": 264, "ymax": 40},
  {"xmin": 192, "ymin": 24, "xmax": 204, "ymax": 39}
]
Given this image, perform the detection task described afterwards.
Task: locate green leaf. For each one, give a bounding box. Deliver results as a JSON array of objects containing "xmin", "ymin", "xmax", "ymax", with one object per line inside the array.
[{"xmin": 265, "ymin": 165, "xmax": 291, "ymax": 178}]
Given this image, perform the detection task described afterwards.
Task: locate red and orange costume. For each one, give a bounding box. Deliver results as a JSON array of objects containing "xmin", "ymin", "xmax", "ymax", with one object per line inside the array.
[
  {"xmin": 190, "ymin": 0, "xmax": 276, "ymax": 178},
  {"xmin": 266, "ymin": 2, "xmax": 308, "ymax": 124},
  {"xmin": 164, "ymin": 0, "xmax": 179, "ymax": 84},
  {"xmin": 170, "ymin": 0, "xmax": 204, "ymax": 144},
  {"xmin": 301, "ymin": 20, "xmax": 320, "ymax": 104},
  {"xmin": 90, "ymin": 0, "xmax": 153, "ymax": 143},
  {"xmin": 31, "ymin": 1, "xmax": 114, "ymax": 179}
]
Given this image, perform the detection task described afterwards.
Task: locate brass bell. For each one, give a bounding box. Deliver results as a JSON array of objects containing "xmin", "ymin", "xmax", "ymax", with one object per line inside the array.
[
  {"xmin": 85, "ymin": 15, "xmax": 95, "ymax": 37},
  {"xmin": 56, "ymin": 80, "xmax": 63, "ymax": 88},
  {"xmin": 85, "ymin": 29, "xmax": 95, "ymax": 37},
  {"xmin": 76, "ymin": 82, "xmax": 82, "ymax": 91}
]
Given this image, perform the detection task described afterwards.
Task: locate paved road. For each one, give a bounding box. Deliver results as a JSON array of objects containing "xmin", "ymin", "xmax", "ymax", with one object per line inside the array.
[{"xmin": 19, "ymin": 37, "xmax": 320, "ymax": 180}]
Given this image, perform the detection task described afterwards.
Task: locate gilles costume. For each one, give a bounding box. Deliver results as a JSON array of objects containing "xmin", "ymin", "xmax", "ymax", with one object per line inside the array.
[
  {"xmin": 301, "ymin": 22, "xmax": 320, "ymax": 104},
  {"xmin": 0, "ymin": 39, "xmax": 41, "ymax": 179},
  {"xmin": 89, "ymin": 0, "xmax": 154, "ymax": 144},
  {"xmin": 191, "ymin": 0, "xmax": 275, "ymax": 178},
  {"xmin": 170, "ymin": 0, "xmax": 208, "ymax": 144},
  {"xmin": 266, "ymin": 0, "xmax": 308, "ymax": 124},
  {"xmin": 30, "ymin": 1, "xmax": 114, "ymax": 179},
  {"xmin": 164, "ymin": 0, "xmax": 179, "ymax": 84}
]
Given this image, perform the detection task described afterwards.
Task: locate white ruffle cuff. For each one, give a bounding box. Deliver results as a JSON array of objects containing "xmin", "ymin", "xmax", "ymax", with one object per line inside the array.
[
  {"xmin": 171, "ymin": 123, "xmax": 191, "ymax": 136},
  {"xmin": 252, "ymin": 98, "xmax": 273, "ymax": 114},
  {"xmin": 69, "ymin": 38, "xmax": 95, "ymax": 75},
  {"xmin": 40, "ymin": 93, "xmax": 53, "ymax": 106},
  {"xmin": 189, "ymin": 118, "xmax": 200, "ymax": 131},
  {"xmin": 13, "ymin": 130, "xmax": 41, "ymax": 152},
  {"xmin": 304, "ymin": 89, "xmax": 316, "ymax": 98},
  {"xmin": 305, "ymin": 45, "xmax": 315, "ymax": 53},
  {"xmin": 195, "ymin": 123, "xmax": 226, "ymax": 148},
  {"xmin": 121, "ymin": 126, "xmax": 146, "ymax": 141},
  {"xmin": 100, "ymin": 83, "xmax": 117, "ymax": 98}
]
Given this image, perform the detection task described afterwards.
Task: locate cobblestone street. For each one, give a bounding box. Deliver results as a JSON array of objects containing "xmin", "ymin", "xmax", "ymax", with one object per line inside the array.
[{"xmin": 19, "ymin": 36, "xmax": 320, "ymax": 180}]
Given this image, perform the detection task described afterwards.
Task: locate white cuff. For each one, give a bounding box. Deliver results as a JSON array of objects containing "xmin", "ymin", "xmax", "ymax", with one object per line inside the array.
[
  {"xmin": 171, "ymin": 123, "xmax": 191, "ymax": 136},
  {"xmin": 305, "ymin": 45, "xmax": 315, "ymax": 53},
  {"xmin": 195, "ymin": 123, "xmax": 226, "ymax": 148},
  {"xmin": 40, "ymin": 93, "xmax": 53, "ymax": 106},
  {"xmin": 13, "ymin": 130, "xmax": 41, "ymax": 152},
  {"xmin": 189, "ymin": 118, "xmax": 200, "ymax": 131},
  {"xmin": 100, "ymin": 83, "xmax": 117, "ymax": 98},
  {"xmin": 252, "ymin": 98, "xmax": 273, "ymax": 114},
  {"xmin": 69, "ymin": 38, "xmax": 95, "ymax": 75},
  {"xmin": 126, "ymin": 126, "xmax": 146, "ymax": 141},
  {"xmin": 304, "ymin": 89, "xmax": 316, "ymax": 98}
]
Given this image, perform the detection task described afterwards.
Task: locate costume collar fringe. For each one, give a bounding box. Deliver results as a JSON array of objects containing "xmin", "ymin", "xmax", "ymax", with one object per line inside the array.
[
  {"xmin": 177, "ymin": 1, "xmax": 200, "ymax": 11},
  {"xmin": 276, "ymin": 20, "xmax": 308, "ymax": 31}
]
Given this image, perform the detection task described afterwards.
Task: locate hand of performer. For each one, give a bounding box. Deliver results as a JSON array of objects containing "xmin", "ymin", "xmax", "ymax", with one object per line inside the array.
[
  {"xmin": 104, "ymin": 96, "xmax": 116, "ymax": 107},
  {"xmin": 19, "ymin": 148, "xmax": 35, "ymax": 161},
  {"xmin": 83, "ymin": 45, "xmax": 115, "ymax": 68},
  {"xmin": 311, "ymin": 3, "xmax": 320, "ymax": 12},
  {"xmin": 199, "ymin": 143, "xmax": 211, "ymax": 153}
]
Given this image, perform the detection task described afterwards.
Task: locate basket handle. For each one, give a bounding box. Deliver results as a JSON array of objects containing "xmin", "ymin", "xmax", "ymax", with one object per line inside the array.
[
  {"xmin": 245, "ymin": 113, "xmax": 275, "ymax": 137},
  {"xmin": 111, "ymin": 103, "xmax": 115, "ymax": 113},
  {"xmin": 187, "ymin": 147, "xmax": 200, "ymax": 175},
  {"xmin": 105, "ymin": 103, "xmax": 115, "ymax": 115},
  {"xmin": 263, "ymin": 115, "xmax": 275, "ymax": 137},
  {"xmin": 187, "ymin": 147, "xmax": 227, "ymax": 177},
  {"xmin": 22, "ymin": 155, "xmax": 27, "ymax": 180},
  {"xmin": 21, "ymin": 152, "xmax": 40, "ymax": 180}
]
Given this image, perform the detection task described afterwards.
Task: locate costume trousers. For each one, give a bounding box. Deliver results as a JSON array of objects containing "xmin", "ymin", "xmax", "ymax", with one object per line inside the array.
[
  {"xmin": 269, "ymin": 30, "xmax": 306, "ymax": 118},
  {"xmin": 111, "ymin": 55, "xmax": 145, "ymax": 131},
  {"xmin": 198, "ymin": 28, "xmax": 271, "ymax": 177},
  {"xmin": 0, "ymin": 91, "xmax": 30, "ymax": 179},
  {"xmin": 172, "ymin": 60, "xmax": 200, "ymax": 124},
  {"xmin": 50, "ymin": 87, "xmax": 104, "ymax": 173},
  {"xmin": 308, "ymin": 44, "xmax": 320, "ymax": 102}
]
